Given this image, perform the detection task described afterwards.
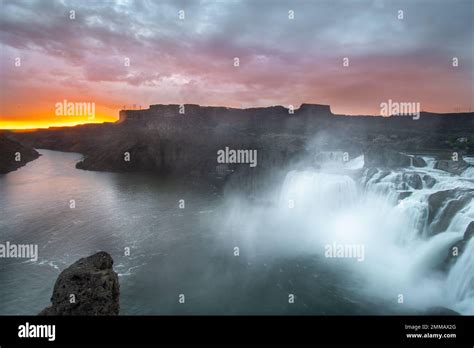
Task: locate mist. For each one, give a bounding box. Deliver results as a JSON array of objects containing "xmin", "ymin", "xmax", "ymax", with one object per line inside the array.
[{"xmin": 215, "ymin": 134, "xmax": 474, "ymax": 314}]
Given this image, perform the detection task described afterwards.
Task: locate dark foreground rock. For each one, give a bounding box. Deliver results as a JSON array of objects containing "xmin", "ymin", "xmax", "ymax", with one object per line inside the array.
[
  {"xmin": 39, "ymin": 252, "xmax": 120, "ymax": 315},
  {"xmin": 0, "ymin": 134, "xmax": 40, "ymax": 174}
]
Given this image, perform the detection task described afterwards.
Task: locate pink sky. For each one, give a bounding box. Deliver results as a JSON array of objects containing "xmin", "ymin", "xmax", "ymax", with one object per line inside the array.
[{"xmin": 1, "ymin": 0, "xmax": 472, "ymax": 128}]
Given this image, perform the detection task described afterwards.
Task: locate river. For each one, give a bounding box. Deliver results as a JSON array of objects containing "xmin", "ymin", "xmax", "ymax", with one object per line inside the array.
[{"xmin": 0, "ymin": 149, "xmax": 472, "ymax": 314}]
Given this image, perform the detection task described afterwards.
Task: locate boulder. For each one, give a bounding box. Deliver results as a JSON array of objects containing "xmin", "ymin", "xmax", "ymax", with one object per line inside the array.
[
  {"xmin": 422, "ymin": 174, "xmax": 436, "ymax": 188},
  {"xmin": 398, "ymin": 191, "xmax": 413, "ymax": 201},
  {"xmin": 434, "ymin": 157, "xmax": 470, "ymax": 175},
  {"xmin": 403, "ymin": 173, "xmax": 423, "ymax": 190},
  {"xmin": 39, "ymin": 251, "xmax": 120, "ymax": 315},
  {"xmin": 412, "ymin": 156, "xmax": 427, "ymax": 167}
]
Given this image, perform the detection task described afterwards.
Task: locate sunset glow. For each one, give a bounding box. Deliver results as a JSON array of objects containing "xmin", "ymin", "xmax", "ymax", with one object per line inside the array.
[
  {"xmin": 1, "ymin": 0, "xmax": 473, "ymax": 129},
  {"xmin": 0, "ymin": 117, "xmax": 115, "ymax": 130}
]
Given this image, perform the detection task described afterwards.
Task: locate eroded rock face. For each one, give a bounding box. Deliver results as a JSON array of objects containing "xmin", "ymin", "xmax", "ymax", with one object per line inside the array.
[
  {"xmin": 364, "ymin": 146, "xmax": 410, "ymax": 168},
  {"xmin": 364, "ymin": 145, "xmax": 426, "ymax": 168},
  {"xmin": 412, "ymin": 156, "xmax": 427, "ymax": 167},
  {"xmin": 464, "ymin": 221, "xmax": 474, "ymax": 240},
  {"xmin": 427, "ymin": 190, "xmax": 474, "ymax": 236},
  {"xmin": 403, "ymin": 173, "xmax": 423, "ymax": 190},
  {"xmin": 0, "ymin": 134, "xmax": 40, "ymax": 174},
  {"xmin": 434, "ymin": 159, "xmax": 470, "ymax": 175},
  {"xmin": 10, "ymin": 104, "xmax": 474, "ymax": 177},
  {"xmin": 422, "ymin": 174, "xmax": 436, "ymax": 188},
  {"xmin": 443, "ymin": 222, "xmax": 474, "ymax": 271},
  {"xmin": 39, "ymin": 252, "xmax": 120, "ymax": 316}
]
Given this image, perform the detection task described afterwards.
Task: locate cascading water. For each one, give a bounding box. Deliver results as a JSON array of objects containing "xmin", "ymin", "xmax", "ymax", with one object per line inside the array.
[
  {"xmin": 463, "ymin": 156, "xmax": 474, "ymax": 178},
  {"xmin": 463, "ymin": 167, "xmax": 474, "ymax": 178},
  {"xmin": 275, "ymin": 155, "xmax": 474, "ymax": 314},
  {"xmin": 221, "ymin": 153, "xmax": 473, "ymax": 313},
  {"xmin": 279, "ymin": 171, "xmax": 359, "ymax": 211},
  {"xmin": 447, "ymin": 238, "xmax": 474, "ymax": 313}
]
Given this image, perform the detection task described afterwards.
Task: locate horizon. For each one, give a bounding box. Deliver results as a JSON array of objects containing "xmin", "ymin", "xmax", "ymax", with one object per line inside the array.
[
  {"xmin": 2, "ymin": 101, "xmax": 473, "ymax": 130},
  {"xmin": 1, "ymin": 0, "xmax": 473, "ymax": 129}
]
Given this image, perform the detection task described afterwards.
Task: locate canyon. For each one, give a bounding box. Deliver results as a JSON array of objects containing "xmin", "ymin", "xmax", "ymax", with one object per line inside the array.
[
  {"xmin": 1, "ymin": 103, "xmax": 473, "ymax": 315},
  {"xmin": 2, "ymin": 103, "xmax": 473, "ymax": 179}
]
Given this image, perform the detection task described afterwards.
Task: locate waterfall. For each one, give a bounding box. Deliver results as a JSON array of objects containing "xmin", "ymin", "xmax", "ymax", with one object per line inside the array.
[
  {"xmin": 463, "ymin": 167, "xmax": 474, "ymax": 178},
  {"xmin": 279, "ymin": 171, "xmax": 358, "ymax": 211},
  {"xmin": 223, "ymin": 152, "xmax": 473, "ymax": 314},
  {"xmin": 462, "ymin": 156, "xmax": 474, "ymax": 178},
  {"xmin": 275, "ymin": 156, "xmax": 474, "ymax": 314},
  {"xmin": 447, "ymin": 238, "xmax": 474, "ymax": 314}
]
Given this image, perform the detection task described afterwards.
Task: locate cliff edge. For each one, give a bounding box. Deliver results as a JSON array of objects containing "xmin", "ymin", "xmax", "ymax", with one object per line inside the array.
[{"xmin": 0, "ymin": 134, "xmax": 40, "ymax": 174}]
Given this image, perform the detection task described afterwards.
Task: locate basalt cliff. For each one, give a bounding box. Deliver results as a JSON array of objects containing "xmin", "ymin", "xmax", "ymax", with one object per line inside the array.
[
  {"xmin": 4, "ymin": 104, "xmax": 474, "ymax": 183},
  {"xmin": 0, "ymin": 134, "xmax": 40, "ymax": 174}
]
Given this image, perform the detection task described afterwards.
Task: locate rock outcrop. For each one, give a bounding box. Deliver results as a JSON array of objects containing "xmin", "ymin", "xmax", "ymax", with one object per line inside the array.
[
  {"xmin": 427, "ymin": 189, "xmax": 474, "ymax": 236},
  {"xmin": 434, "ymin": 159, "xmax": 471, "ymax": 175},
  {"xmin": 422, "ymin": 174, "xmax": 437, "ymax": 188},
  {"xmin": 444, "ymin": 221, "xmax": 474, "ymax": 270},
  {"xmin": 9, "ymin": 104, "xmax": 474, "ymax": 180},
  {"xmin": 0, "ymin": 134, "xmax": 40, "ymax": 174},
  {"xmin": 39, "ymin": 252, "xmax": 120, "ymax": 316},
  {"xmin": 363, "ymin": 145, "xmax": 426, "ymax": 168},
  {"xmin": 403, "ymin": 173, "xmax": 423, "ymax": 189}
]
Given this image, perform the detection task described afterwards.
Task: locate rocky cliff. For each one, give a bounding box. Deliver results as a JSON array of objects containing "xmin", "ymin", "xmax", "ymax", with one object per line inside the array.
[
  {"xmin": 8, "ymin": 104, "xmax": 474, "ymax": 185},
  {"xmin": 0, "ymin": 134, "xmax": 40, "ymax": 174}
]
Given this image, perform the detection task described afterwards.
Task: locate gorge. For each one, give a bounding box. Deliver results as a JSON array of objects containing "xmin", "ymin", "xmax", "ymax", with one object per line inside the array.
[{"xmin": 1, "ymin": 103, "xmax": 473, "ymax": 315}]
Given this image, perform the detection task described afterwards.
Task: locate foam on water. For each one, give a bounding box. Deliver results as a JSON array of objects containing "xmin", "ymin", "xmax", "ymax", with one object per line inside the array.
[
  {"xmin": 276, "ymin": 155, "xmax": 474, "ymax": 313},
  {"xmin": 447, "ymin": 238, "xmax": 474, "ymax": 313}
]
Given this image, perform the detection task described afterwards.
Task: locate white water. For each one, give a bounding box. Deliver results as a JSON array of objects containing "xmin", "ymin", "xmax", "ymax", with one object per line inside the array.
[
  {"xmin": 459, "ymin": 156, "xmax": 473, "ymax": 178},
  {"xmin": 447, "ymin": 238, "xmax": 474, "ymax": 313},
  {"xmin": 276, "ymin": 155, "xmax": 474, "ymax": 314},
  {"xmin": 463, "ymin": 167, "xmax": 474, "ymax": 178}
]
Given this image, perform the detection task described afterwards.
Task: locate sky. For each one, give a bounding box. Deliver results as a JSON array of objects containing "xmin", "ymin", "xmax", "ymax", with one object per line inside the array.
[{"xmin": 0, "ymin": 0, "xmax": 473, "ymax": 129}]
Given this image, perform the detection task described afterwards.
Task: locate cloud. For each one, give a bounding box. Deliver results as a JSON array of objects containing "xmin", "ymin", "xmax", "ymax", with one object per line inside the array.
[{"xmin": 0, "ymin": 0, "xmax": 472, "ymax": 122}]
